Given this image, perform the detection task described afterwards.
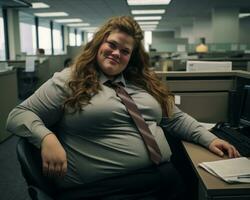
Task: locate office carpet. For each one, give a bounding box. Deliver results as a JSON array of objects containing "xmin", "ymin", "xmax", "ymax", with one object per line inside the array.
[{"xmin": 0, "ymin": 135, "xmax": 31, "ymax": 200}]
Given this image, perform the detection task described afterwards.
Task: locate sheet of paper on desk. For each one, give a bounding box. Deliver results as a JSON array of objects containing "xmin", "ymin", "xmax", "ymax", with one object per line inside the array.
[
  {"xmin": 25, "ymin": 57, "xmax": 36, "ymax": 72},
  {"xmin": 199, "ymin": 157, "xmax": 250, "ymax": 183}
]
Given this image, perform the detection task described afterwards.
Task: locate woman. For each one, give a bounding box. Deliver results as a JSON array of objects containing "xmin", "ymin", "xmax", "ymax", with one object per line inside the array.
[{"xmin": 7, "ymin": 16, "xmax": 239, "ymax": 199}]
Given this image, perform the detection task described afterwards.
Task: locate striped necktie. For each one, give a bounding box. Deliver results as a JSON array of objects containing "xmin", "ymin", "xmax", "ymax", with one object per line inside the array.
[{"xmin": 105, "ymin": 81, "xmax": 162, "ymax": 165}]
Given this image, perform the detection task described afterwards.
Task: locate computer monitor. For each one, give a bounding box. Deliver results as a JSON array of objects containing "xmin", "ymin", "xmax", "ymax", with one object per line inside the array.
[
  {"xmin": 186, "ymin": 61, "xmax": 232, "ymax": 72},
  {"xmin": 239, "ymin": 85, "xmax": 250, "ymax": 127}
]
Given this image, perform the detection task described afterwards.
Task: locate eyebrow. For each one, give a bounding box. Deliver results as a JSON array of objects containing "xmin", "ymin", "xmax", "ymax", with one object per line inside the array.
[{"xmin": 107, "ymin": 39, "xmax": 132, "ymax": 51}]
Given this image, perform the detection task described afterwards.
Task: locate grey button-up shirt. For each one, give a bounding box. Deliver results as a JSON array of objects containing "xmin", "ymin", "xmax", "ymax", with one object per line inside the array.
[{"xmin": 6, "ymin": 67, "xmax": 217, "ymax": 187}]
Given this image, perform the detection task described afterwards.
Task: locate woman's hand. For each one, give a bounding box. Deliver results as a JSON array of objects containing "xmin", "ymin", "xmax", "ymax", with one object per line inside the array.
[
  {"xmin": 41, "ymin": 133, "xmax": 67, "ymax": 177},
  {"xmin": 208, "ymin": 138, "xmax": 241, "ymax": 158}
]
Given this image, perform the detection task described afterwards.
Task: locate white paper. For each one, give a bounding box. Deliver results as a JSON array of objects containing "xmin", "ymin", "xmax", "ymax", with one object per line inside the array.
[
  {"xmin": 199, "ymin": 157, "xmax": 250, "ymax": 183},
  {"xmin": 174, "ymin": 95, "xmax": 181, "ymax": 105},
  {"xmin": 25, "ymin": 57, "xmax": 36, "ymax": 72}
]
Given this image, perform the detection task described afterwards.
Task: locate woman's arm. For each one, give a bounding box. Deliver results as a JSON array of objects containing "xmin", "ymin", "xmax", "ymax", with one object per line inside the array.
[
  {"xmin": 161, "ymin": 105, "xmax": 216, "ymax": 147},
  {"xmin": 6, "ymin": 68, "xmax": 71, "ymax": 176},
  {"xmin": 6, "ymin": 69, "xmax": 70, "ymax": 147},
  {"xmin": 161, "ymin": 105, "xmax": 240, "ymax": 158}
]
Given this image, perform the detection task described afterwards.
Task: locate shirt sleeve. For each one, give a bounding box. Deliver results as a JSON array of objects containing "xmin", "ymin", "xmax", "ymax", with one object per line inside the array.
[
  {"xmin": 161, "ymin": 105, "xmax": 217, "ymax": 148},
  {"xmin": 6, "ymin": 68, "xmax": 71, "ymax": 148}
]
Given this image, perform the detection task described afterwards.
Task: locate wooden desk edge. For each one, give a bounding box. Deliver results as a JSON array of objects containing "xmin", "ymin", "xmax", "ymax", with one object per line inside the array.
[{"xmin": 181, "ymin": 141, "xmax": 250, "ymax": 196}]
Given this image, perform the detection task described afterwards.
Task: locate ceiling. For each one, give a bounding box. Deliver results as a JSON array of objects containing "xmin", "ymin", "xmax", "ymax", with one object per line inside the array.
[{"xmin": 1, "ymin": 0, "xmax": 250, "ymax": 31}]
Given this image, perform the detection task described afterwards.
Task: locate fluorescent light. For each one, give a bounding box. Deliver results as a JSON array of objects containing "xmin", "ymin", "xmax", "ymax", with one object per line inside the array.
[
  {"xmin": 134, "ymin": 16, "xmax": 162, "ymax": 20},
  {"xmin": 132, "ymin": 9, "xmax": 165, "ymax": 15},
  {"xmin": 138, "ymin": 21, "xmax": 159, "ymax": 25},
  {"xmin": 34, "ymin": 12, "xmax": 68, "ymax": 17},
  {"xmin": 127, "ymin": 0, "xmax": 171, "ymax": 6},
  {"xmin": 79, "ymin": 27, "xmax": 98, "ymax": 32},
  {"xmin": 54, "ymin": 18, "xmax": 83, "ymax": 23},
  {"xmin": 239, "ymin": 13, "xmax": 250, "ymax": 18},
  {"xmin": 140, "ymin": 25, "xmax": 157, "ymax": 29},
  {"xmin": 67, "ymin": 23, "xmax": 90, "ymax": 27},
  {"xmin": 31, "ymin": 2, "xmax": 50, "ymax": 9},
  {"xmin": 141, "ymin": 27, "xmax": 156, "ymax": 31},
  {"xmin": 140, "ymin": 25, "xmax": 157, "ymax": 30}
]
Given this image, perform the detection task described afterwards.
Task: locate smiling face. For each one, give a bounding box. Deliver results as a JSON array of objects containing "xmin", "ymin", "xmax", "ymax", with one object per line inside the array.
[{"xmin": 97, "ymin": 31, "xmax": 134, "ymax": 80}]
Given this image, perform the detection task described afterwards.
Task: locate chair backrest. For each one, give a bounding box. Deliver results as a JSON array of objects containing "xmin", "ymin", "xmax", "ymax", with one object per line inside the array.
[
  {"xmin": 16, "ymin": 137, "xmax": 103, "ymax": 200},
  {"xmin": 16, "ymin": 138, "xmax": 55, "ymax": 197}
]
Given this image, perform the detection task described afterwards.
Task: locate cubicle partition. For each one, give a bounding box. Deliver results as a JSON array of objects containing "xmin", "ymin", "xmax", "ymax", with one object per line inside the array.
[
  {"xmin": 155, "ymin": 70, "xmax": 250, "ymax": 200},
  {"xmin": 47, "ymin": 54, "xmax": 68, "ymax": 77},
  {"xmin": 156, "ymin": 70, "xmax": 250, "ymax": 124},
  {"xmin": 0, "ymin": 70, "xmax": 18, "ymax": 142}
]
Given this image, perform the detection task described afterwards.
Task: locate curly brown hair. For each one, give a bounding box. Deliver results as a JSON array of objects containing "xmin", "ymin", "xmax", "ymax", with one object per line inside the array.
[{"xmin": 64, "ymin": 16, "xmax": 174, "ymax": 117}]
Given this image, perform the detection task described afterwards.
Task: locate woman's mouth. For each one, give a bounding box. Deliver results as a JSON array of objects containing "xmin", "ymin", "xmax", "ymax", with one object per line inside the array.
[{"xmin": 106, "ymin": 56, "xmax": 120, "ymax": 64}]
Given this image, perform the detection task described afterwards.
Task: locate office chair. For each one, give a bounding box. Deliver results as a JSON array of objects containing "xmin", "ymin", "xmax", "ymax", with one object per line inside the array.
[
  {"xmin": 16, "ymin": 137, "xmax": 103, "ymax": 200},
  {"xmin": 16, "ymin": 137, "xmax": 56, "ymax": 200},
  {"xmin": 16, "ymin": 131, "xmax": 197, "ymax": 200}
]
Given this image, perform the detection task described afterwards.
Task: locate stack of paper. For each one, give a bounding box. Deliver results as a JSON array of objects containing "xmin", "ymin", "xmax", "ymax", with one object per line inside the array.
[{"xmin": 199, "ymin": 157, "xmax": 250, "ymax": 183}]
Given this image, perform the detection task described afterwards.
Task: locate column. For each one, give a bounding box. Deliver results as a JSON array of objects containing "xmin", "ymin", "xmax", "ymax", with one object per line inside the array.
[
  {"xmin": 7, "ymin": 8, "xmax": 21, "ymax": 60},
  {"xmin": 63, "ymin": 26, "xmax": 69, "ymax": 52},
  {"xmin": 180, "ymin": 25, "xmax": 194, "ymax": 43},
  {"xmin": 193, "ymin": 17, "xmax": 212, "ymax": 43},
  {"xmin": 212, "ymin": 7, "xmax": 239, "ymax": 43}
]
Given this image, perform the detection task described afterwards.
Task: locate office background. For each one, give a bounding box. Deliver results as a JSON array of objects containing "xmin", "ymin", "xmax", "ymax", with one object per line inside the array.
[
  {"xmin": 1, "ymin": 0, "xmax": 250, "ymax": 59},
  {"xmin": 1, "ymin": 0, "xmax": 250, "ymax": 200}
]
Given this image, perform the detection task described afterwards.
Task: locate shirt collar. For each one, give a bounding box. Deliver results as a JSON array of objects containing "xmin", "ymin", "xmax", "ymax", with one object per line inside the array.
[{"xmin": 99, "ymin": 71, "xmax": 127, "ymax": 87}]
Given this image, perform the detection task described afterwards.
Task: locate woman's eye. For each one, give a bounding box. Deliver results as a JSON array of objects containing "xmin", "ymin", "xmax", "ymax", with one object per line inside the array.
[
  {"xmin": 121, "ymin": 50, "xmax": 130, "ymax": 55},
  {"xmin": 107, "ymin": 42, "xmax": 116, "ymax": 49}
]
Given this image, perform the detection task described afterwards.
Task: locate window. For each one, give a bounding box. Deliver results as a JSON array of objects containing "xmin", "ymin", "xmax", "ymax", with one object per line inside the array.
[
  {"xmin": 144, "ymin": 31, "xmax": 152, "ymax": 52},
  {"xmin": 38, "ymin": 19, "xmax": 52, "ymax": 54},
  {"xmin": 87, "ymin": 32, "xmax": 94, "ymax": 42},
  {"xmin": 0, "ymin": 10, "xmax": 6, "ymax": 60},
  {"xmin": 53, "ymin": 23, "xmax": 63, "ymax": 54},
  {"xmin": 69, "ymin": 28, "xmax": 76, "ymax": 46},
  {"xmin": 76, "ymin": 30, "xmax": 82, "ymax": 46},
  {"xmin": 19, "ymin": 12, "xmax": 37, "ymax": 55}
]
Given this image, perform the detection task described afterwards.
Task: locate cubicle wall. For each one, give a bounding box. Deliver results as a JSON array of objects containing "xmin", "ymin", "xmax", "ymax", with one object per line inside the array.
[
  {"xmin": 47, "ymin": 55, "xmax": 68, "ymax": 77},
  {"xmin": 67, "ymin": 45, "xmax": 82, "ymax": 60},
  {"xmin": 0, "ymin": 70, "xmax": 18, "ymax": 142},
  {"xmin": 157, "ymin": 71, "xmax": 250, "ymax": 123}
]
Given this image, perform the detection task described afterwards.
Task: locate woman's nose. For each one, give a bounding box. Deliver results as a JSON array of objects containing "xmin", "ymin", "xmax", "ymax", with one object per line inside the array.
[{"xmin": 112, "ymin": 49, "xmax": 120, "ymax": 58}]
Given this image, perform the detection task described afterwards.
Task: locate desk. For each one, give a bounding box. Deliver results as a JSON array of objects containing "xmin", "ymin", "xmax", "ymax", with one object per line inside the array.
[{"xmin": 182, "ymin": 141, "xmax": 250, "ymax": 200}]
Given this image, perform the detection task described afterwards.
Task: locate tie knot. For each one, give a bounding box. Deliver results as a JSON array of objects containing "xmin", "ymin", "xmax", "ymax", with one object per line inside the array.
[{"xmin": 104, "ymin": 80, "xmax": 123, "ymax": 89}]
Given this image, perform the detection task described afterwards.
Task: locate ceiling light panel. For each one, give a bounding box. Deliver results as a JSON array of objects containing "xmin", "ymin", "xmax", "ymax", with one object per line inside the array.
[
  {"xmin": 127, "ymin": 0, "xmax": 171, "ymax": 6},
  {"xmin": 239, "ymin": 13, "xmax": 250, "ymax": 18},
  {"xmin": 67, "ymin": 23, "xmax": 90, "ymax": 27},
  {"xmin": 54, "ymin": 18, "xmax": 83, "ymax": 23},
  {"xmin": 141, "ymin": 27, "xmax": 156, "ymax": 31},
  {"xmin": 134, "ymin": 16, "xmax": 162, "ymax": 20},
  {"xmin": 140, "ymin": 25, "xmax": 157, "ymax": 28},
  {"xmin": 34, "ymin": 12, "xmax": 68, "ymax": 17},
  {"xmin": 138, "ymin": 21, "xmax": 159, "ymax": 25},
  {"xmin": 31, "ymin": 2, "xmax": 50, "ymax": 9},
  {"xmin": 79, "ymin": 27, "xmax": 98, "ymax": 31},
  {"xmin": 132, "ymin": 10, "xmax": 165, "ymax": 15}
]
